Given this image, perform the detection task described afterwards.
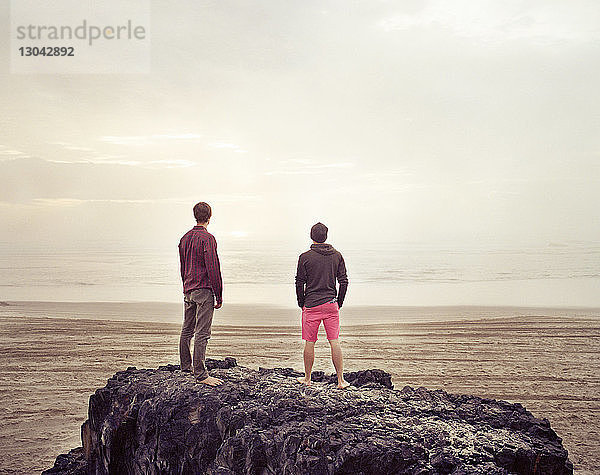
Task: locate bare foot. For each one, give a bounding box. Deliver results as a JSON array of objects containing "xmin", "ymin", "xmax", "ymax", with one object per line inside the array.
[
  {"xmin": 197, "ymin": 376, "xmax": 223, "ymax": 386},
  {"xmin": 297, "ymin": 376, "xmax": 311, "ymax": 386},
  {"xmin": 337, "ymin": 380, "xmax": 350, "ymax": 389}
]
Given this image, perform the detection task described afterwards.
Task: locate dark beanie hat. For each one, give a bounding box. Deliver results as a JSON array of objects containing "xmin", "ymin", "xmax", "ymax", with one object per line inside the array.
[{"xmin": 310, "ymin": 222, "xmax": 328, "ymax": 243}]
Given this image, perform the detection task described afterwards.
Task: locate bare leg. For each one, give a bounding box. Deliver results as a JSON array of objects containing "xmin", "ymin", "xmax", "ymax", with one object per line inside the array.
[
  {"xmin": 329, "ymin": 339, "xmax": 350, "ymax": 388},
  {"xmin": 297, "ymin": 340, "xmax": 315, "ymax": 386}
]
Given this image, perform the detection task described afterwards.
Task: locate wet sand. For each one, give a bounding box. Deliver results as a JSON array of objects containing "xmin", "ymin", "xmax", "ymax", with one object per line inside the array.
[{"xmin": 0, "ymin": 305, "xmax": 598, "ymax": 474}]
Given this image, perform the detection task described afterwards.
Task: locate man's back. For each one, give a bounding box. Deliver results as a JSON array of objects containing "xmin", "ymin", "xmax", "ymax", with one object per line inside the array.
[
  {"xmin": 295, "ymin": 222, "xmax": 351, "ymax": 389},
  {"xmin": 296, "ymin": 243, "xmax": 348, "ymax": 308},
  {"xmin": 179, "ymin": 225, "xmax": 223, "ymax": 304},
  {"xmin": 178, "ymin": 202, "xmax": 224, "ymax": 386}
]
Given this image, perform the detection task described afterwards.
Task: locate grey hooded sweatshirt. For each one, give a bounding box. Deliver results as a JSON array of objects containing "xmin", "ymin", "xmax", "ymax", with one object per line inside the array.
[{"xmin": 295, "ymin": 243, "xmax": 349, "ymax": 308}]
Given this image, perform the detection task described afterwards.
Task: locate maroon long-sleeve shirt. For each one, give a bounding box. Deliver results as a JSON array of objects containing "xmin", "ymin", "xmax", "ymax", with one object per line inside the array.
[{"xmin": 178, "ymin": 225, "xmax": 223, "ymax": 304}]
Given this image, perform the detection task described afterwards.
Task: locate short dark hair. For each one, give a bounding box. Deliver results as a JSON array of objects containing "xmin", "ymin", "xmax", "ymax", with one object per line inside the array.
[
  {"xmin": 310, "ymin": 222, "xmax": 328, "ymax": 243},
  {"xmin": 193, "ymin": 202, "xmax": 212, "ymax": 223}
]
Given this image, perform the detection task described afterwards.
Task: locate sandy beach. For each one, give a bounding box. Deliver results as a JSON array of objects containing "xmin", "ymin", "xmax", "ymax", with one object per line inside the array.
[{"xmin": 0, "ymin": 303, "xmax": 598, "ymax": 474}]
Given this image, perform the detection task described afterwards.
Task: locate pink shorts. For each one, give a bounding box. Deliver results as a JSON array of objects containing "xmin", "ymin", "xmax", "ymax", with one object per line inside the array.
[{"xmin": 302, "ymin": 301, "xmax": 340, "ymax": 342}]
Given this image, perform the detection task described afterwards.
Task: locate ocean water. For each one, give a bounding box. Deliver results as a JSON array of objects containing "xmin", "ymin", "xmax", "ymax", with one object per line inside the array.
[{"xmin": 0, "ymin": 240, "xmax": 599, "ymax": 307}]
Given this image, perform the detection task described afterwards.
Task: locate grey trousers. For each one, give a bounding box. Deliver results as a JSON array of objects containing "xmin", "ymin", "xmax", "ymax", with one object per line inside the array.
[{"xmin": 180, "ymin": 288, "xmax": 214, "ymax": 380}]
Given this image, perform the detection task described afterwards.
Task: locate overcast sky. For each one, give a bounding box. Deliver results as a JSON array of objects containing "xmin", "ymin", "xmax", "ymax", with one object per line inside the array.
[{"xmin": 1, "ymin": 1, "xmax": 599, "ymax": 250}]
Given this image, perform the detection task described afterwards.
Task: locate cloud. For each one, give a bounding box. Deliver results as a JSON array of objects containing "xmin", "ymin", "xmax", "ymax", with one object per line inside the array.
[
  {"xmin": 99, "ymin": 135, "xmax": 249, "ymax": 155},
  {"xmin": 46, "ymin": 157, "xmax": 196, "ymax": 168},
  {"xmin": 0, "ymin": 150, "xmax": 27, "ymax": 160},
  {"xmin": 379, "ymin": 1, "xmax": 600, "ymax": 45},
  {"xmin": 264, "ymin": 159, "xmax": 355, "ymax": 176},
  {"xmin": 100, "ymin": 133, "xmax": 203, "ymax": 146},
  {"xmin": 32, "ymin": 198, "xmax": 191, "ymax": 206},
  {"xmin": 64, "ymin": 145, "xmax": 95, "ymax": 152},
  {"xmin": 1, "ymin": 197, "xmax": 205, "ymax": 208},
  {"xmin": 82, "ymin": 157, "xmax": 195, "ymax": 168},
  {"xmin": 43, "ymin": 147, "xmax": 196, "ymax": 168},
  {"xmin": 0, "ymin": 193, "xmax": 261, "ymax": 208},
  {"xmin": 49, "ymin": 142, "xmax": 95, "ymax": 153},
  {"xmin": 153, "ymin": 134, "xmax": 204, "ymax": 140},
  {"xmin": 208, "ymin": 142, "xmax": 248, "ymax": 153},
  {"xmin": 0, "ymin": 145, "xmax": 29, "ymax": 161}
]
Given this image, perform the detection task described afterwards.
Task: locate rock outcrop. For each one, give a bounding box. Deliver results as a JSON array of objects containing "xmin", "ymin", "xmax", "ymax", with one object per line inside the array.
[{"xmin": 44, "ymin": 359, "xmax": 572, "ymax": 474}]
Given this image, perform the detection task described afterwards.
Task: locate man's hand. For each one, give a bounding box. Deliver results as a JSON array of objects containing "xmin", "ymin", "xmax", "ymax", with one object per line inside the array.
[{"xmin": 214, "ymin": 302, "xmax": 222, "ymax": 309}]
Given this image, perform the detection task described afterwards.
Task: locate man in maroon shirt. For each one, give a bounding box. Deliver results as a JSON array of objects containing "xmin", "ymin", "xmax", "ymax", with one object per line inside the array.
[{"xmin": 178, "ymin": 202, "xmax": 223, "ymax": 386}]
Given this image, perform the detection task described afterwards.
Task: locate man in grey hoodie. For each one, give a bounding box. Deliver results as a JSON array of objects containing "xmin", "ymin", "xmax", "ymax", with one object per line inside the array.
[{"xmin": 295, "ymin": 222, "xmax": 349, "ymax": 388}]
